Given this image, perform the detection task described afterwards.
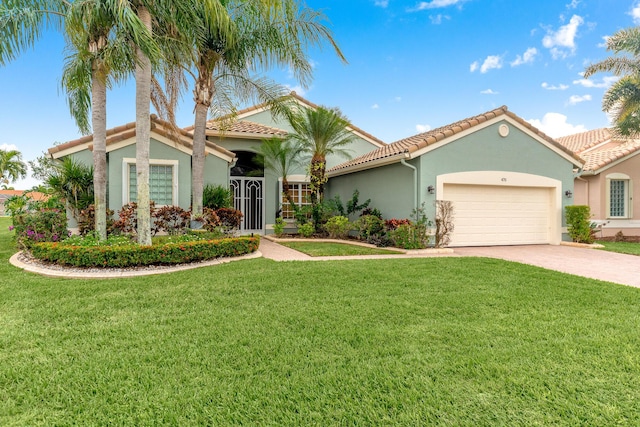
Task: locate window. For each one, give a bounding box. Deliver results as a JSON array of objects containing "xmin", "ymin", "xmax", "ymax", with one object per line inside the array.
[
  {"xmin": 606, "ymin": 173, "xmax": 633, "ymax": 219},
  {"xmin": 123, "ymin": 158, "xmax": 178, "ymax": 206},
  {"xmin": 281, "ymin": 182, "xmax": 311, "ymax": 219}
]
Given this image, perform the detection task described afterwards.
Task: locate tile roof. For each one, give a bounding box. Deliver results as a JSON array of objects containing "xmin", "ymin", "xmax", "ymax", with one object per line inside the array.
[
  {"xmin": 330, "ymin": 106, "xmax": 582, "ymax": 173},
  {"xmin": 557, "ymin": 129, "xmax": 640, "ymax": 172},
  {"xmin": 555, "ymin": 128, "xmax": 612, "ymax": 154},
  {"xmin": 204, "ymin": 120, "xmax": 287, "ymax": 136},
  {"xmin": 0, "ymin": 190, "xmax": 48, "ymax": 201},
  {"xmin": 48, "ymin": 115, "xmax": 235, "ymax": 160},
  {"xmin": 185, "ymin": 92, "xmax": 386, "ymax": 147}
]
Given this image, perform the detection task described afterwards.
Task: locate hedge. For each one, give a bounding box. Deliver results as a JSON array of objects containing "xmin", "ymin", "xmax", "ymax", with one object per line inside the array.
[{"xmin": 29, "ymin": 236, "xmax": 260, "ymax": 268}]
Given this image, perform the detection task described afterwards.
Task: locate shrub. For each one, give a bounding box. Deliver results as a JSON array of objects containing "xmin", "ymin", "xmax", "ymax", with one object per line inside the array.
[
  {"xmin": 11, "ymin": 208, "xmax": 69, "ymax": 250},
  {"xmin": 203, "ymin": 184, "xmax": 233, "ymax": 209},
  {"xmin": 356, "ymin": 215, "xmax": 384, "ymax": 240},
  {"xmin": 298, "ymin": 222, "xmax": 315, "ymax": 237},
  {"xmin": 78, "ymin": 204, "xmax": 115, "ymax": 235},
  {"xmin": 273, "ymin": 217, "xmax": 286, "ymax": 237},
  {"xmin": 565, "ymin": 205, "xmax": 595, "ymax": 244},
  {"xmin": 215, "ymin": 208, "xmax": 243, "ymax": 232},
  {"xmin": 387, "ymin": 205, "xmax": 432, "ymax": 249},
  {"xmin": 201, "ymin": 208, "xmax": 222, "ymax": 232},
  {"xmin": 384, "ymin": 218, "xmax": 412, "ymax": 231},
  {"xmin": 324, "ymin": 215, "xmax": 352, "ymax": 239},
  {"xmin": 30, "ymin": 236, "xmax": 260, "ymax": 268},
  {"xmin": 154, "ymin": 205, "xmax": 190, "ymax": 235}
]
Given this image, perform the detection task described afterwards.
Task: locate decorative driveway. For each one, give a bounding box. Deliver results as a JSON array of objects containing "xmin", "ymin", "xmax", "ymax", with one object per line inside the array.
[{"xmin": 455, "ymin": 245, "xmax": 640, "ymax": 288}]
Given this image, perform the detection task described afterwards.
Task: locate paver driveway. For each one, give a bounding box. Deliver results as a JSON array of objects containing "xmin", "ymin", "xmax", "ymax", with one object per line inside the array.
[{"xmin": 455, "ymin": 245, "xmax": 640, "ymax": 288}]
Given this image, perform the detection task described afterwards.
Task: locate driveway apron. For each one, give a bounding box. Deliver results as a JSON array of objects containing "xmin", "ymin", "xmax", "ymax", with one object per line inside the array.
[{"xmin": 455, "ymin": 245, "xmax": 640, "ymax": 288}]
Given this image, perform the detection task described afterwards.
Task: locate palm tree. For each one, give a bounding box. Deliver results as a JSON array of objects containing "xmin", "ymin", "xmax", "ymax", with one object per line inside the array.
[
  {"xmin": 0, "ymin": 149, "xmax": 28, "ymax": 185},
  {"xmin": 46, "ymin": 157, "xmax": 94, "ymax": 222},
  {"xmin": 154, "ymin": 0, "xmax": 345, "ymax": 220},
  {"xmin": 62, "ymin": 1, "xmax": 151, "ymax": 240},
  {"xmin": 584, "ymin": 27, "xmax": 640, "ymax": 136},
  {"xmin": 254, "ymin": 137, "xmax": 302, "ymax": 210},
  {"xmin": 287, "ymin": 106, "xmax": 354, "ymax": 205}
]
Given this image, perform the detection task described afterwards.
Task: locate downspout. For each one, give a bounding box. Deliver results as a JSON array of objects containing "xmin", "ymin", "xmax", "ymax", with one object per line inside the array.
[{"xmin": 400, "ymin": 157, "xmax": 418, "ymax": 211}]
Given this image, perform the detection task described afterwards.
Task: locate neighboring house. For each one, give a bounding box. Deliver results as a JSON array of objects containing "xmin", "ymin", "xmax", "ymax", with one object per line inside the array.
[
  {"xmin": 556, "ymin": 128, "xmax": 640, "ymax": 237},
  {"xmin": 0, "ymin": 190, "xmax": 48, "ymax": 216},
  {"xmin": 327, "ymin": 106, "xmax": 583, "ymax": 247},
  {"xmin": 48, "ymin": 93, "xmax": 385, "ymax": 233}
]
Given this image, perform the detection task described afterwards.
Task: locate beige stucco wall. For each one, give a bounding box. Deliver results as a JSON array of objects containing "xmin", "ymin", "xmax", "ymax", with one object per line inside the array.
[{"xmin": 579, "ymin": 153, "xmax": 640, "ymax": 237}]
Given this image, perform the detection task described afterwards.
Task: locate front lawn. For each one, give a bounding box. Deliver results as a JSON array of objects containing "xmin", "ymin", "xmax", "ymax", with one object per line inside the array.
[
  {"xmin": 3, "ymin": 217, "xmax": 640, "ymax": 425},
  {"xmin": 597, "ymin": 240, "xmax": 640, "ymax": 256},
  {"xmin": 279, "ymin": 240, "xmax": 404, "ymax": 256}
]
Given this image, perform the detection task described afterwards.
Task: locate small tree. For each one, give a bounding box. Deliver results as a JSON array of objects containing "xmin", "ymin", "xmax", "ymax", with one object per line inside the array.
[{"xmin": 434, "ymin": 200, "xmax": 455, "ymax": 248}]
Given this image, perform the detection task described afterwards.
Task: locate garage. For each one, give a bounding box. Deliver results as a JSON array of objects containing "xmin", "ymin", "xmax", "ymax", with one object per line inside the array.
[{"xmin": 443, "ymin": 183, "xmax": 554, "ymax": 247}]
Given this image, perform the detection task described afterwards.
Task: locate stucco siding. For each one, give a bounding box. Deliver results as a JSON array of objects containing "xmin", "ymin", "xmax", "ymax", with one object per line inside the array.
[
  {"xmin": 107, "ymin": 138, "xmax": 192, "ymax": 212},
  {"xmin": 419, "ymin": 121, "xmax": 575, "ymax": 223},
  {"xmin": 326, "ymin": 162, "xmax": 415, "ymax": 220}
]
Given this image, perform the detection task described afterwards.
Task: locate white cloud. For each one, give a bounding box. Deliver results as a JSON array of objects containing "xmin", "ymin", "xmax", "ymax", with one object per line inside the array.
[
  {"xmin": 527, "ymin": 112, "xmax": 587, "ymax": 138},
  {"xmin": 0, "ymin": 144, "xmax": 19, "ymax": 152},
  {"xmin": 542, "ymin": 82, "xmax": 569, "ymax": 90},
  {"xmin": 630, "ymin": 1, "xmax": 640, "ymax": 24},
  {"xmin": 374, "ymin": 0, "xmax": 389, "ymax": 7},
  {"xmin": 284, "ymin": 84, "xmax": 306, "ymax": 96},
  {"xmin": 416, "ymin": 124, "xmax": 432, "ymax": 133},
  {"xmin": 573, "ymin": 75, "xmax": 619, "ymax": 88},
  {"xmin": 394, "ymin": 96, "xmax": 402, "ymax": 102},
  {"xmin": 597, "ymin": 35, "xmax": 610, "ymax": 48},
  {"xmin": 371, "ymin": 103, "xmax": 380, "ymax": 109},
  {"xmin": 542, "ymin": 15, "xmax": 583, "ymax": 58},
  {"xmin": 469, "ymin": 61, "xmax": 479, "ymax": 72},
  {"xmin": 480, "ymin": 89, "xmax": 498, "ymax": 95},
  {"xmin": 411, "ymin": 0, "xmax": 466, "ymax": 10},
  {"xmin": 510, "ymin": 47, "xmax": 538, "ymax": 67},
  {"xmin": 567, "ymin": 0, "xmax": 580, "ymax": 9},
  {"xmin": 479, "ymin": 55, "xmax": 503, "ymax": 73},
  {"xmin": 567, "ymin": 94, "xmax": 592, "ymax": 105},
  {"xmin": 429, "ymin": 14, "xmax": 450, "ymax": 24}
]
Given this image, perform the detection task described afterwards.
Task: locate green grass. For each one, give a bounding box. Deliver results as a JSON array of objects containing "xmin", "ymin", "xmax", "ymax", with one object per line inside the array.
[
  {"xmin": 3, "ymin": 217, "xmax": 640, "ymax": 425},
  {"xmin": 597, "ymin": 240, "xmax": 640, "ymax": 256},
  {"xmin": 279, "ymin": 240, "xmax": 404, "ymax": 256}
]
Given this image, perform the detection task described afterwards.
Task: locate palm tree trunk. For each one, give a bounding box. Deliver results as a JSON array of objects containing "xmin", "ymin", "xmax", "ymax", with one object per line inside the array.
[
  {"xmin": 191, "ymin": 73, "xmax": 212, "ymax": 218},
  {"xmin": 135, "ymin": 4, "xmax": 153, "ymax": 246},
  {"xmin": 92, "ymin": 61, "xmax": 107, "ymax": 240}
]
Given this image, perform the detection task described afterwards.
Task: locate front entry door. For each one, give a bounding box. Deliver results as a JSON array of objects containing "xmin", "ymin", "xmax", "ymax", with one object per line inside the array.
[{"xmin": 230, "ymin": 178, "xmax": 264, "ymax": 234}]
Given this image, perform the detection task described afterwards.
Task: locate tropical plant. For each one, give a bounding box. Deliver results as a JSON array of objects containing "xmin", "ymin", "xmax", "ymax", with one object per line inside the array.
[
  {"xmin": 202, "ymin": 184, "xmax": 233, "ymax": 210},
  {"xmin": 153, "ymin": 0, "xmax": 345, "ymax": 223},
  {"xmin": 584, "ymin": 27, "xmax": 640, "ymax": 136},
  {"xmin": 324, "ymin": 215, "xmax": 352, "ymax": 239},
  {"xmin": 0, "ymin": 149, "xmax": 27, "ymax": 185},
  {"xmin": 254, "ymin": 137, "xmax": 302, "ymax": 209},
  {"xmin": 287, "ymin": 106, "xmax": 354, "ymax": 226},
  {"xmin": 45, "ymin": 157, "xmax": 94, "ymax": 222}
]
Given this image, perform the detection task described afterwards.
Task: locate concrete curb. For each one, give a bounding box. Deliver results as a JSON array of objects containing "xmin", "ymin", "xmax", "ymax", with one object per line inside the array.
[
  {"xmin": 560, "ymin": 241, "xmax": 605, "ymax": 249},
  {"xmin": 9, "ymin": 250, "xmax": 263, "ymax": 279},
  {"xmin": 262, "ymin": 234, "xmax": 454, "ymax": 255}
]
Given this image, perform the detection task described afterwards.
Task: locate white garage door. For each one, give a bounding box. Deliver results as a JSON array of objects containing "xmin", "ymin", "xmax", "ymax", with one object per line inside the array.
[{"xmin": 443, "ymin": 184, "xmax": 552, "ymax": 247}]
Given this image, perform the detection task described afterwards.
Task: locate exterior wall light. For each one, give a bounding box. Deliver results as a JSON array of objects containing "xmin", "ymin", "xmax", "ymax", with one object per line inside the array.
[
  {"xmin": 565, "ymin": 190, "xmax": 573, "ymax": 198},
  {"xmin": 427, "ymin": 185, "xmax": 435, "ymax": 194}
]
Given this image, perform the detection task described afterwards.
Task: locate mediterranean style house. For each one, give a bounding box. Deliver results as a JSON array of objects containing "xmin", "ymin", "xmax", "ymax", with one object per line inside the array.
[
  {"xmin": 557, "ymin": 128, "xmax": 640, "ymax": 237},
  {"xmin": 49, "ymin": 97, "xmax": 584, "ymax": 246}
]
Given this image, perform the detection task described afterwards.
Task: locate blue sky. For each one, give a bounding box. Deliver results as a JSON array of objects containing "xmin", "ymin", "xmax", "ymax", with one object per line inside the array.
[{"xmin": 1, "ymin": 0, "xmax": 638, "ymax": 189}]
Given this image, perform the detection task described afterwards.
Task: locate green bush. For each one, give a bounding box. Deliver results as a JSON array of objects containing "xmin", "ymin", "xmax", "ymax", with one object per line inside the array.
[
  {"xmin": 30, "ymin": 236, "xmax": 260, "ymax": 268},
  {"xmin": 298, "ymin": 222, "xmax": 315, "ymax": 238},
  {"xmin": 273, "ymin": 217, "xmax": 285, "ymax": 237},
  {"xmin": 324, "ymin": 215, "xmax": 352, "ymax": 239},
  {"xmin": 565, "ymin": 205, "xmax": 595, "ymax": 244},
  {"xmin": 203, "ymin": 184, "xmax": 233, "ymax": 209},
  {"xmin": 11, "ymin": 208, "xmax": 69, "ymax": 250},
  {"xmin": 356, "ymin": 214, "xmax": 384, "ymax": 240}
]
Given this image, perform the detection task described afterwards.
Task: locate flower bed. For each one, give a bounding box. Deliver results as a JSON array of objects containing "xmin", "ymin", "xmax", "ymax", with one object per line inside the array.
[{"xmin": 29, "ymin": 236, "xmax": 260, "ymax": 268}]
